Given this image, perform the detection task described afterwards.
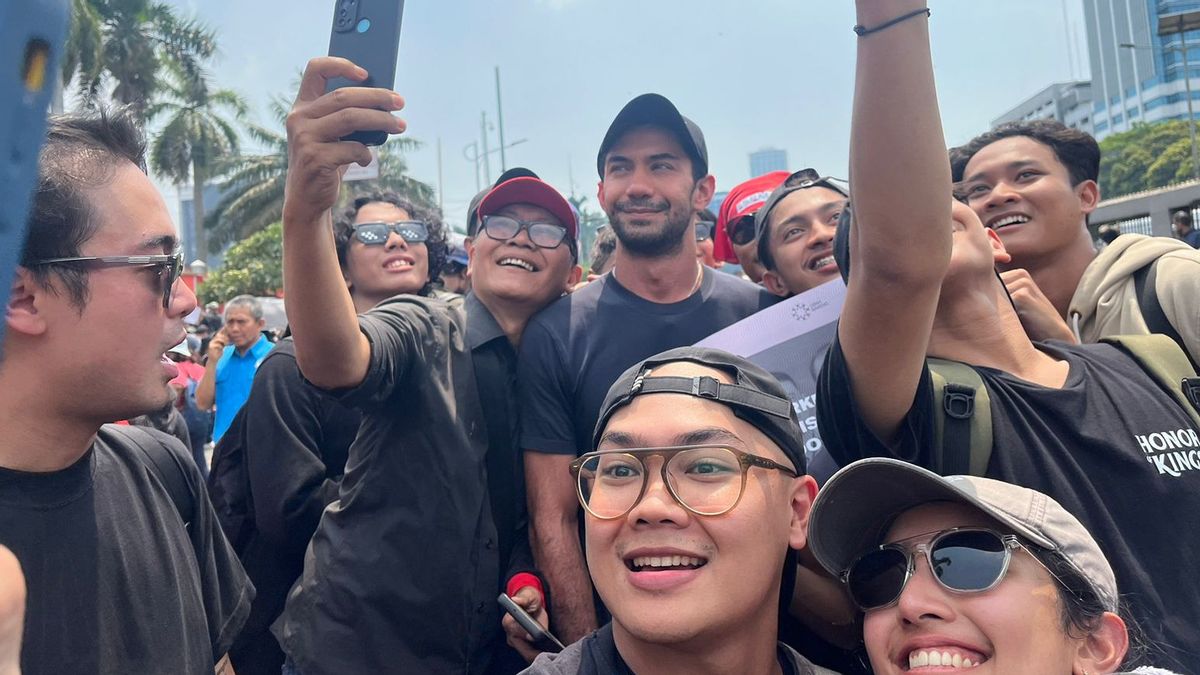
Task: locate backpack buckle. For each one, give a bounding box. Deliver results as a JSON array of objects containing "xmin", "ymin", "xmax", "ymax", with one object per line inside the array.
[
  {"xmin": 943, "ymin": 384, "xmax": 976, "ymax": 420},
  {"xmin": 1184, "ymin": 378, "xmax": 1200, "ymax": 411}
]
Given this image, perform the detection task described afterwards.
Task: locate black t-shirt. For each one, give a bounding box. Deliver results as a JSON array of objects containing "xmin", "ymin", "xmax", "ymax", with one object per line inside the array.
[
  {"xmin": 818, "ymin": 338, "xmax": 1200, "ymax": 674},
  {"xmin": 0, "ymin": 426, "xmax": 252, "ymax": 675},
  {"xmin": 274, "ymin": 295, "xmax": 501, "ymax": 675},
  {"xmin": 519, "ymin": 268, "xmax": 777, "ymax": 455}
]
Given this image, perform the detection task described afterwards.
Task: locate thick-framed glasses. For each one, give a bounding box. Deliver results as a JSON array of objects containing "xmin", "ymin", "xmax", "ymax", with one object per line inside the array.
[
  {"xmin": 353, "ymin": 221, "xmax": 430, "ymax": 245},
  {"xmin": 481, "ymin": 214, "xmax": 567, "ymax": 249},
  {"xmin": 728, "ymin": 215, "xmax": 758, "ymax": 246},
  {"xmin": 843, "ymin": 527, "xmax": 1059, "ymax": 611},
  {"xmin": 569, "ymin": 444, "xmax": 798, "ymax": 520},
  {"xmin": 694, "ymin": 221, "xmax": 715, "ymax": 242},
  {"xmin": 27, "ymin": 251, "xmax": 184, "ymax": 308}
]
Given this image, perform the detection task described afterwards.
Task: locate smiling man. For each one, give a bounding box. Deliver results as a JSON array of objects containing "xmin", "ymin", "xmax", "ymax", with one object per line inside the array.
[
  {"xmin": 0, "ymin": 108, "xmax": 251, "ymax": 674},
  {"xmin": 950, "ymin": 119, "xmax": 1200, "ymax": 365},
  {"xmin": 754, "ymin": 169, "xmax": 849, "ymax": 298},
  {"xmin": 274, "ymin": 57, "xmax": 580, "ymax": 674},
  {"xmin": 523, "ymin": 347, "xmax": 836, "ymax": 675},
  {"xmin": 520, "ymin": 94, "xmax": 776, "ymax": 644}
]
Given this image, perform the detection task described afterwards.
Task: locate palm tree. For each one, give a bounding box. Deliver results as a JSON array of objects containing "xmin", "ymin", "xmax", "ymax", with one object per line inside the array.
[
  {"xmin": 148, "ymin": 64, "xmax": 247, "ymax": 261},
  {"xmin": 62, "ymin": 0, "xmax": 215, "ymax": 121},
  {"xmin": 206, "ymin": 97, "xmax": 437, "ymax": 251}
]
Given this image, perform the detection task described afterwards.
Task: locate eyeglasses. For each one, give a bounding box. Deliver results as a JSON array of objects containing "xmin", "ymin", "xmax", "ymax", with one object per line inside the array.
[
  {"xmin": 694, "ymin": 221, "xmax": 714, "ymax": 242},
  {"xmin": 27, "ymin": 251, "xmax": 184, "ymax": 309},
  {"xmin": 569, "ymin": 444, "xmax": 798, "ymax": 520},
  {"xmin": 352, "ymin": 221, "xmax": 430, "ymax": 245},
  {"xmin": 481, "ymin": 215, "xmax": 567, "ymax": 249},
  {"xmin": 728, "ymin": 215, "xmax": 758, "ymax": 246},
  {"xmin": 843, "ymin": 527, "xmax": 1052, "ymax": 611}
]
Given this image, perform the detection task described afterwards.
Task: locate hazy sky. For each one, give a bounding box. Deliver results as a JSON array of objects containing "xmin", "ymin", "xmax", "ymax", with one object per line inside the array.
[{"xmin": 159, "ymin": 0, "xmax": 1091, "ymax": 230}]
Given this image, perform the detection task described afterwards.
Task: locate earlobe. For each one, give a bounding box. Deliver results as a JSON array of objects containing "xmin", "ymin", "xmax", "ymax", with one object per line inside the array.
[
  {"xmin": 465, "ymin": 237, "xmax": 477, "ymax": 278},
  {"xmin": 986, "ymin": 227, "xmax": 1012, "ymax": 265},
  {"xmin": 788, "ymin": 476, "xmax": 819, "ymax": 550},
  {"xmin": 761, "ymin": 270, "xmax": 791, "ymax": 298},
  {"xmin": 692, "ymin": 175, "xmax": 716, "ymax": 211},
  {"xmin": 1077, "ymin": 180, "xmax": 1100, "ymax": 214},
  {"xmin": 1073, "ymin": 611, "xmax": 1128, "ymax": 674},
  {"xmin": 6, "ymin": 268, "xmax": 49, "ymax": 337},
  {"xmin": 565, "ymin": 264, "xmax": 583, "ymax": 291}
]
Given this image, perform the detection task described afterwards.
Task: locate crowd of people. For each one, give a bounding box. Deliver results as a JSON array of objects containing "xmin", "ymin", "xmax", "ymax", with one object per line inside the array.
[{"xmin": 2, "ymin": 0, "xmax": 1200, "ymax": 674}]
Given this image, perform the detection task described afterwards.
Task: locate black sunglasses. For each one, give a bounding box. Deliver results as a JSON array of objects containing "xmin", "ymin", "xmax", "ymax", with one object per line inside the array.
[
  {"xmin": 27, "ymin": 251, "xmax": 184, "ymax": 309},
  {"xmin": 481, "ymin": 214, "xmax": 567, "ymax": 249},
  {"xmin": 352, "ymin": 221, "xmax": 430, "ymax": 245},
  {"xmin": 728, "ymin": 215, "xmax": 758, "ymax": 246},
  {"xmin": 694, "ymin": 220, "xmax": 715, "ymax": 242},
  {"xmin": 844, "ymin": 528, "xmax": 1046, "ymax": 611}
]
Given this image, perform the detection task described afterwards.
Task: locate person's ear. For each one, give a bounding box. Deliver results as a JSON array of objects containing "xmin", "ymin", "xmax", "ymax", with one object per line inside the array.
[
  {"xmin": 1072, "ymin": 611, "xmax": 1128, "ymax": 675},
  {"xmin": 1075, "ymin": 179, "xmax": 1100, "ymax": 216},
  {"xmin": 564, "ymin": 263, "xmax": 583, "ymax": 292},
  {"xmin": 761, "ymin": 270, "xmax": 792, "ymax": 298},
  {"xmin": 6, "ymin": 267, "xmax": 50, "ymax": 338},
  {"xmin": 788, "ymin": 475, "xmax": 819, "ymax": 550},
  {"xmin": 596, "ymin": 180, "xmax": 606, "ymax": 209},
  {"xmin": 691, "ymin": 174, "xmax": 716, "ymax": 212},
  {"xmin": 986, "ymin": 227, "xmax": 1012, "ymax": 265},
  {"xmin": 465, "ymin": 236, "xmax": 477, "ymax": 279}
]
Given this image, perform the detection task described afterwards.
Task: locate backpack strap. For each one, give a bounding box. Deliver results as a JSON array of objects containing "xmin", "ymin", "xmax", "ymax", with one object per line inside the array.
[
  {"xmin": 107, "ymin": 425, "xmax": 195, "ymax": 531},
  {"xmin": 1102, "ymin": 334, "xmax": 1200, "ymax": 429},
  {"xmin": 928, "ymin": 359, "xmax": 992, "ymax": 476},
  {"xmin": 1133, "ymin": 259, "xmax": 1199, "ymax": 373}
]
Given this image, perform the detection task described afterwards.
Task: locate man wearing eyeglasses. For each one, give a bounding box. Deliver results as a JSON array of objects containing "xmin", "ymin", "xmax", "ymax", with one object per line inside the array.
[
  {"xmin": 523, "ymin": 347, "xmax": 837, "ymax": 675},
  {"xmin": 714, "ymin": 172, "xmax": 790, "ymax": 284},
  {"xmin": 0, "ymin": 109, "xmax": 251, "ymax": 674},
  {"xmin": 274, "ymin": 56, "xmax": 581, "ymax": 675},
  {"xmin": 520, "ymin": 94, "xmax": 776, "ymax": 645},
  {"xmin": 754, "ymin": 169, "xmax": 848, "ymax": 299}
]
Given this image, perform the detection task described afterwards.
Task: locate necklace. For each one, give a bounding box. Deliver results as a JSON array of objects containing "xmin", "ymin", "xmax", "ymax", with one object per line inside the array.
[{"xmin": 611, "ymin": 263, "xmax": 704, "ymax": 298}]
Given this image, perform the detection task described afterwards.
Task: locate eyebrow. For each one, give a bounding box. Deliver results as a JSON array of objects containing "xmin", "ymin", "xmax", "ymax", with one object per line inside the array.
[
  {"xmin": 596, "ymin": 426, "xmax": 743, "ymax": 449},
  {"xmin": 774, "ymin": 200, "xmax": 844, "ymax": 237},
  {"xmin": 963, "ymin": 160, "xmax": 1040, "ymax": 184},
  {"xmin": 135, "ymin": 235, "xmax": 178, "ymax": 254}
]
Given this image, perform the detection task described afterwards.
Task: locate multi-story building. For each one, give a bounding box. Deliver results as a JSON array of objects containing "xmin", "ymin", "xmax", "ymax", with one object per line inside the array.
[
  {"xmin": 178, "ymin": 183, "xmax": 227, "ymax": 266},
  {"xmin": 749, "ymin": 147, "xmax": 788, "ymax": 177},
  {"xmin": 991, "ymin": 81, "xmax": 1095, "ymax": 133},
  {"xmin": 1084, "ymin": 0, "xmax": 1200, "ymax": 139}
]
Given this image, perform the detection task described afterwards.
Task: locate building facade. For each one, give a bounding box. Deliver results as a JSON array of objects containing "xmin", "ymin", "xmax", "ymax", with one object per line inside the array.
[
  {"xmin": 991, "ymin": 81, "xmax": 1095, "ymax": 133},
  {"xmin": 749, "ymin": 147, "xmax": 788, "ymax": 177}
]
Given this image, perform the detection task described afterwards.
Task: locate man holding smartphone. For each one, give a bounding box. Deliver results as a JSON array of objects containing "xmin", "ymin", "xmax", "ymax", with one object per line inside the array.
[{"xmin": 274, "ymin": 56, "xmax": 581, "ymax": 674}]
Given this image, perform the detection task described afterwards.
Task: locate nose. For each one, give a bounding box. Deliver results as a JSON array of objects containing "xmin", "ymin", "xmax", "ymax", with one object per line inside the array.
[
  {"xmin": 809, "ymin": 217, "xmax": 838, "ymax": 248},
  {"xmin": 982, "ymin": 180, "xmax": 1019, "ymax": 212},
  {"xmin": 171, "ymin": 278, "xmax": 197, "ymax": 318},
  {"xmin": 385, "ymin": 231, "xmax": 410, "ymax": 250},
  {"xmin": 626, "ymin": 459, "xmax": 690, "ymax": 527},
  {"xmin": 504, "ymin": 223, "xmax": 537, "ymax": 250},
  {"xmin": 895, "ymin": 551, "xmax": 955, "ymax": 625},
  {"xmin": 624, "ymin": 166, "xmax": 655, "ymax": 200}
]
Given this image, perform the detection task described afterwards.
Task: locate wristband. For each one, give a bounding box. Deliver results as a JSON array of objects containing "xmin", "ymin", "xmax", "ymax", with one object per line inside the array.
[
  {"xmin": 853, "ymin": 8, "xmax": 930, "ymax": 37},
  {"xmin": 506, "ymin": 572, "xmax": 545, "ymax": 603}
]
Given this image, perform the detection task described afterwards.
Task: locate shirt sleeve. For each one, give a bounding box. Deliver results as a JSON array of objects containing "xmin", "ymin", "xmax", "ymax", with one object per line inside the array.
[
  {"xmin": 516, "ymin": 318, "xmax": 579, "ymax": 455},
  {"xmin": 815, "ymin": 330, "xmax": 939, "ymax": 469},
  {"xmin": 242, "ymin": 349, "xmax": 342, "ymax": 555},
  {"xmin": 336, "ymin": 297, "xmax": 441, "ymax": 409}
]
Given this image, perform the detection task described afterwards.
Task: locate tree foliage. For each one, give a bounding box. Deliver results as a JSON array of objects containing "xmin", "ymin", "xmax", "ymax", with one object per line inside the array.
[
  {"xmin": 568, "ymin": 194, "xmax": 609, "ymax": 267},
  {"xmin": 197, "ymin": 222, "xmax": 282, "ymax": 303},
  {"xmin": 1099, "ymin": 120, "xmax": 1200, "ymax": 199}
]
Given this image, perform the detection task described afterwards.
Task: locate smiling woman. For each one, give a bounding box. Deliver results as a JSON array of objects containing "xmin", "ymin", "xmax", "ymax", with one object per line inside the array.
[{"xmin": 808, "ymin": 458, "xmax": 1181, "ymax": 675}]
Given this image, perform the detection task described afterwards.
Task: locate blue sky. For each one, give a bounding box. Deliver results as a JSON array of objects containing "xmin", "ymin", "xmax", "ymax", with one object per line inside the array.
[{"xmin": 161, "ymin": 0, "xmax": 1091, "ymax": 229}]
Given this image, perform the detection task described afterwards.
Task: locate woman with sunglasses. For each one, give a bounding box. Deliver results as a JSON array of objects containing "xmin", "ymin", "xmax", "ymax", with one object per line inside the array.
[{"xmin": 807, "ymin": 458, "xmax": 1179, "ymax": 675}]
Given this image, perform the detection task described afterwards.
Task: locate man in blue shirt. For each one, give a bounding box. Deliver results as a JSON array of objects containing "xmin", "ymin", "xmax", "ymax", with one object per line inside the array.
[{"xmin": 196, "ymin": 295, "xmax": 273, "ymax": 442}]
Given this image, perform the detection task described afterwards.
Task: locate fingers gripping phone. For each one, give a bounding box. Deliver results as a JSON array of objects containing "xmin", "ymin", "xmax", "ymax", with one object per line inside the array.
[
  {"xmin": 325, "ymin": 0, "xmax": 405, "ymax": 146},
  {"xmin": 498, "ymin": 593, "xmax": 566, "ymax": 654}
]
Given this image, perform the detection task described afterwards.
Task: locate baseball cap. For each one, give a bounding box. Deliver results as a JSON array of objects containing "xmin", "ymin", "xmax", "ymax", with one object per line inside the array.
[
  {"xmin": 466, "ymin": 167, "xmax": 541, "ymax": 236},
  {"xmin": 596, "ymin": 93, "xmax": 708, "ymax": 179},
  {"xmin": 754, "ymin": 169, "xmax": 849, "ymax": 271},
  {"xmin": 477, "ymin": 176, "xmax": 579, "ymax": 240},
  {"xmin": 714, "ymin": 171, "xmax": 791, "ymax": 264},
  {"xmin": 593, "ymin": 346, "xmax": 808, "ymax": 475},
  {"xmin": 808, "ymin": 457, "xmax": 1119, "ymax": 611}
]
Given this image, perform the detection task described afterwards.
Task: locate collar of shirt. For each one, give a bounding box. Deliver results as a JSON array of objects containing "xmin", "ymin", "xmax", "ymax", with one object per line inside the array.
[{"xmin": 465, "ymin": 292, "xmax": 509, "ymax": 351}]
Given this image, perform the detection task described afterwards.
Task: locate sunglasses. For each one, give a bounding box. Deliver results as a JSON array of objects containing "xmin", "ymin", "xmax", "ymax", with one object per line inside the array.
[
  {"xmin": 481, "ymin": 214, "xmax": 567, "ymax": 249},
  {"xmin": 694, "ymin": 220, "xmax": 715, "ymax": 242},
  {"xmin": 844, "ymin": 528, "xmax": 1050, "ymax": 611},
  {"xmin": 352, "ymin": 221, "xmax": 430, "ymax": 245},
  {"xmin": 728, "ymin": 215, "xmax": 758, "ymax": 246},
  {"xmin": 27, "ymin": 250, "xmax": 184, "ymax": 309}
]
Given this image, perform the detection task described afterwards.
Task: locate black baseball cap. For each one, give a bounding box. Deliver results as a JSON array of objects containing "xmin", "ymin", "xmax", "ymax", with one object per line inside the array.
[
  {"xmin": 596, "ymin": 93, "xmax": 708, "ymax": 179},
  {"xmin": 466, "ymin": 167, "xmax": 540, "ymax": 236},
  {"xmin": 754, "ymin": 168, "xmax": 849, "ymax": 272},
  {"xmin": 593, "ymin": 346, "xmax": 808, "ymax": 475}
]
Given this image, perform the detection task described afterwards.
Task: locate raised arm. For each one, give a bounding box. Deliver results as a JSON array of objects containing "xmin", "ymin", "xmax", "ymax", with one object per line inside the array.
[
  {"xmin": 281, "ymin": 57, "xmax": 405, "ymax": 390},
  {"xmin": 839, "ymin": 0, "xmax": 949, "ymax": 440}
]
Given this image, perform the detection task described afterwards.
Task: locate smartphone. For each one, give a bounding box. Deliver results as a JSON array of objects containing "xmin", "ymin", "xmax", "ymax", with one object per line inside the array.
[
  {"xmin": 0, "ymin": 0, "xmax": 70, "ymax": 352},
  {"xmin": 498, "ymin": 593, "xmax": 566, "ymax": 653},
  {"xmin": 325, "ymin": 0, "xmax": 405, "ymax": 146}
]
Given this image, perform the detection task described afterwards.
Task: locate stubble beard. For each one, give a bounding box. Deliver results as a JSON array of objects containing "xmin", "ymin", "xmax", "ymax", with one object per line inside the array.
[{"xmin": 609, "ymin": 194, "xmax": 695, "ymax": 259}]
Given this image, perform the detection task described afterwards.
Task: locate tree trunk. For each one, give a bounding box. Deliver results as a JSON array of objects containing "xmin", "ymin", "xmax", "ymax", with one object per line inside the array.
[{"xmin": 192, "ymin": 161, "xmax": 206, "ymax": 262}]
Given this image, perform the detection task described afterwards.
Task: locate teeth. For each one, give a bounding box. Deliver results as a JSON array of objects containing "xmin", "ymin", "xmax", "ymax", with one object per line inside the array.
[
  {"xmin": 385, "ymin": 260, "xmax": 413, "ymax": 269},
  {"xmin": 630, "ymin": 555, "xmax": 705, "ymax": 569},
  {"xmin": 498, "ymin": 257, "xmax": 535, "ymax": 272},
  {"xmin": 907, "ymin": 649, "xmax": 982, "ymax": 669},
  {"xmin": 992, "ymin": 214, "xmax": 1029, "ymax": 228},
  {"xmin": 810, "ymin": 255, "xmax": 836, "ymax": 270}
]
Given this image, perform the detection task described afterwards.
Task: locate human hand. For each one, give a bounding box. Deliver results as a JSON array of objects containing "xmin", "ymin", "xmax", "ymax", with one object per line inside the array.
[
  {"xmin": 206, "ymin": 328, "xmax": 230, "ymax": 363},
  {"xmin": 501, "ymin": 586, "xmax": 550, "ymax": 664},
  {"xmin": 283, "ymin": 56, "xmax": 406, "ymax": 225},
  {"xmin": 1000, "ymin": 269, "xmax": 1077, "ymax": 343},
  {"xmin": 0, "ymin": 546, "xmax": 26, "ymax": 675}
]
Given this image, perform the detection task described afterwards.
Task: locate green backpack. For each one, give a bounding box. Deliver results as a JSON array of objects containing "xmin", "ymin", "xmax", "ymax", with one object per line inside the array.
[{"xmin": 928, "ymin": 334, "xmax": 1200, "ymax": 476}]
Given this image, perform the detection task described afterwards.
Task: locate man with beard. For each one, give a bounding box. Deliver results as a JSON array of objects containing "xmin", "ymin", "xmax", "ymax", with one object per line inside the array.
[{"xmin": 519, "ymin": 94, "xmax": 776, "ymax": 643}]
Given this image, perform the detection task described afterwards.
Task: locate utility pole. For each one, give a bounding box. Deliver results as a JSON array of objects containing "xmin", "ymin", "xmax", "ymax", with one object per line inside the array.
[
  {"xmin": 480, "ymin": 110, "xmax": 492, "ymax": 185},
  {"xmin": 495, "ymin": 66, "xmax": 508, "ymax": 172},
  {"xmin": 436, "ymin": 137, "xmax": 445, "ymax": 214}
]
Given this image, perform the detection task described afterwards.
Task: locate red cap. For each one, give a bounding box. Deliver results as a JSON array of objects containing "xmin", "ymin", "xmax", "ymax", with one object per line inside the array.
[
  {"xmin": 477, "ymin": 177, "xmax": 578, "ymax": 240},
  {"xmin": 714, "ymin": 171, "xmax": 790, "ymax": 264}
]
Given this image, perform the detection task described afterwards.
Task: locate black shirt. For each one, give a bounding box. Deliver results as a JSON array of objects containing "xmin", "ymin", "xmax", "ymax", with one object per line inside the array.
[
  {"xmin": 275, "ymin": 294, "xmax": 501, "ymax": 674},
  {"xmin": 818, "ymin": 338, "xmax": 1200, "ymax": 674},
  {"xmin": 519, "ymin": 268, "xmax": 776, "ymax": 456},
  {"xmin": 219, "ymin": 338, "xmax": 357, "ymax": 675},
  {"xmin": 0, "ymin": 426, "xmax": 253, "ymax": 675}
]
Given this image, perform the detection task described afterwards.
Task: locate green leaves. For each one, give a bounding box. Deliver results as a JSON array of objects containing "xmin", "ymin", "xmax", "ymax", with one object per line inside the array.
[
  {"xmin": 197, "ymin": 222, "xmax": 283, "ymax": 303},
  {"xmin": 1099, "ymin": 120, "xmax": 1200, "ymax": 198}
]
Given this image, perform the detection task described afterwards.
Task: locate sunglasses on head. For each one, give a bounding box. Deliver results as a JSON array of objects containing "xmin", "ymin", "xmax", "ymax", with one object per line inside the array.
[
  {"xmin": 694, "ymin": 220, "xmax": 714, "ymax": 242},
  {"xmin": 843, "ymin": 527, "xmax": 1054, "ymax": 611},
  {"xmin": 352, "ymin": 221, "xmax": 430, "ymax": 245}
]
